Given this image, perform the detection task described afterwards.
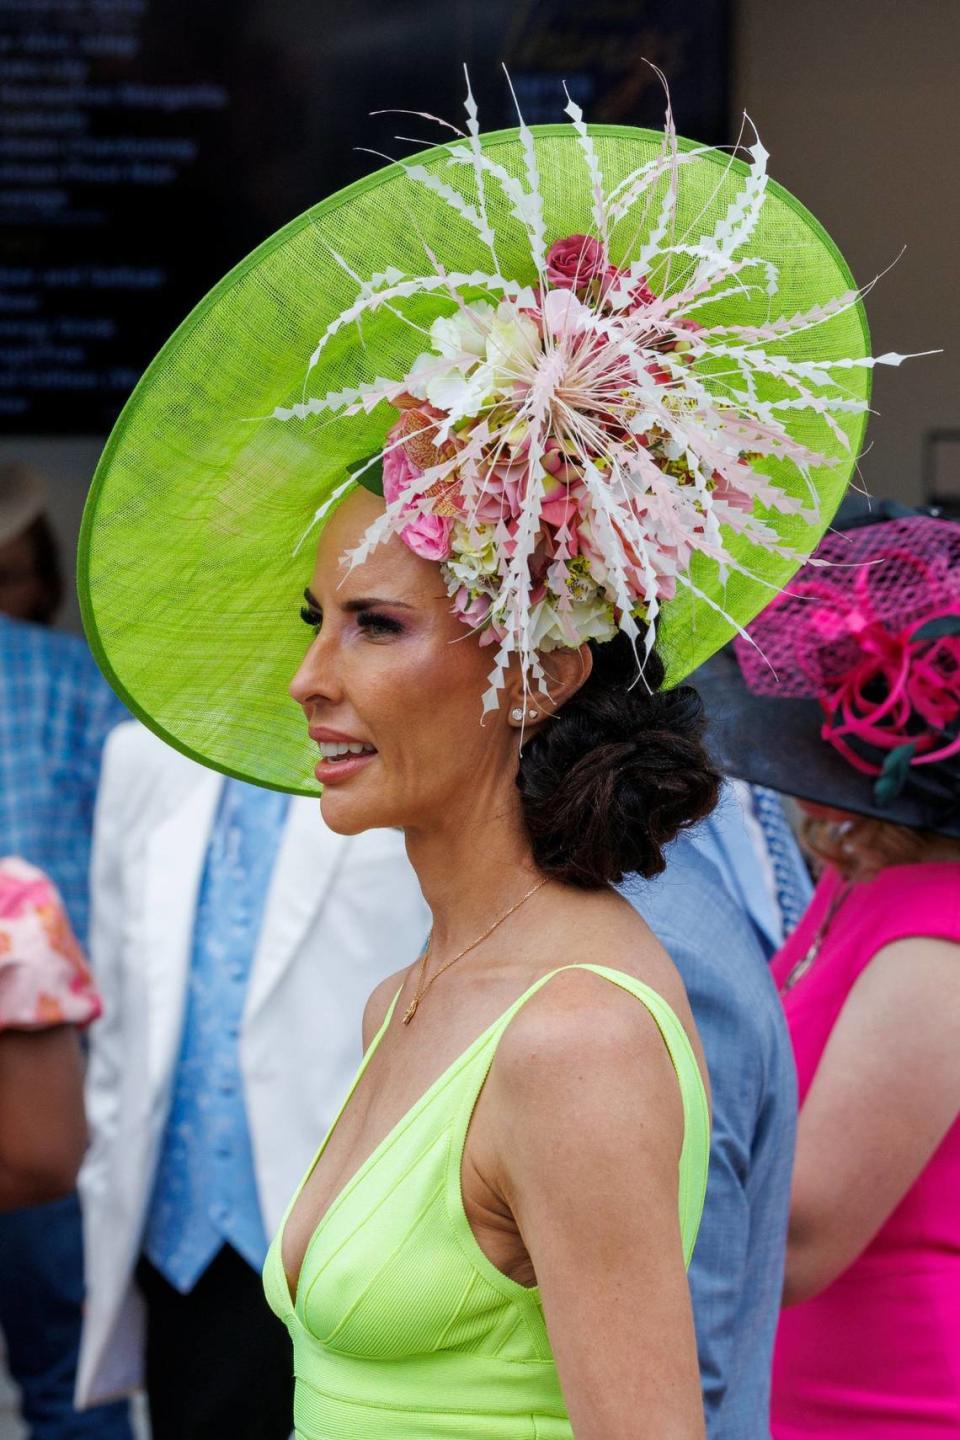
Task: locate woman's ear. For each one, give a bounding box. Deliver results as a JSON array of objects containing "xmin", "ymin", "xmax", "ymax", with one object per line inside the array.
[{"xmin": 504, "ymin": 644, "xmax": 594, "ymax": 729}]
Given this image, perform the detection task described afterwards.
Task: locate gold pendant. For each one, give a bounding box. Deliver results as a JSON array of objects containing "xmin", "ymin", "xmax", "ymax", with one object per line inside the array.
[{"xmin": 402, "ymin": 998, "xmax": 419, "ymax": 1025}]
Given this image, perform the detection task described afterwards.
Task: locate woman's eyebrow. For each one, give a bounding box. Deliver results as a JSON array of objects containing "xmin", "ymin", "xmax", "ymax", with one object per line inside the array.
[
  {"xmin": 341, "ymin": 596, "xmax": 415, "ymax": 612},
  {"xmin": 302, "ymin": 587, "xmax": 414, "ymax": 611}
]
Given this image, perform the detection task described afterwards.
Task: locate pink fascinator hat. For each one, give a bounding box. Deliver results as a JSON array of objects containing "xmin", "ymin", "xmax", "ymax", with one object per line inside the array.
[{"xmin": 695, "ymin": 503, "xmax": 960, "ymax": 837}]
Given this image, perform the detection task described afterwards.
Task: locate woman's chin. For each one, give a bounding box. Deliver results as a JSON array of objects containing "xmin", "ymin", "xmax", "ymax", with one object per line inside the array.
[{"xmin": 318, "ymin": 787, "xmax": 393, "ymax": 837}]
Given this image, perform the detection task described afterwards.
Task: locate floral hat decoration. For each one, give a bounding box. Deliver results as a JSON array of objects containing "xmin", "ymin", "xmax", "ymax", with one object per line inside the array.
[
  {"xmin": 695, "ymin": 506, "xmax": 960, "ymax": 837},
  {"xmin": 79, "ymin": 76, "xmax": 919, "ymax": 794}
]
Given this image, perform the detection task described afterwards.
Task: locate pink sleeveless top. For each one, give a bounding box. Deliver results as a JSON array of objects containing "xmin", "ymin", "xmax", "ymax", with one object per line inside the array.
[{"xmin": 771, "ymin": 862, "xmax": 960, "ymax": 1439}]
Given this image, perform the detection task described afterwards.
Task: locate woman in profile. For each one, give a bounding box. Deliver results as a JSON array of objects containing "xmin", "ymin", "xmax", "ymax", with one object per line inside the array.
[{"xmin": 79, "ymin": 84, "xmax": 893, "ymax": 1439}]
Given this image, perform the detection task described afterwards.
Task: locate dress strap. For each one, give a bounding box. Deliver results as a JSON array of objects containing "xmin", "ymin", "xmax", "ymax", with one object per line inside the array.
[
  {"xmin": 449, "ymin": 963, "xmax": 710, "ymax": 1266},
  {"xmin": 277, "ymin": 983, "xmax": 403, "ymax": 1232}
]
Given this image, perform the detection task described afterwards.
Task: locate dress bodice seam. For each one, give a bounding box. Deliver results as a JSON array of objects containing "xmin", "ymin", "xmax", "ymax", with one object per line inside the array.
[
  {"xmin": 296, "ymin": 1371, "xmax": 560, "ymax": 1413},
  {"xmin": 314, "ymin": 1176, "xmax": 447, "ymax": 1346},
  {"xmin": 285, "ymin": 1017, "xmax": 495, "ymax": 1313}
]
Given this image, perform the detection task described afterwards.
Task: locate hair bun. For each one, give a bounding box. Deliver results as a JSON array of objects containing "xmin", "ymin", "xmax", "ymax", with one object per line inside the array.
[{"xmin": 517, "ymin": 633, "xmax": 720, "ymax": 889}]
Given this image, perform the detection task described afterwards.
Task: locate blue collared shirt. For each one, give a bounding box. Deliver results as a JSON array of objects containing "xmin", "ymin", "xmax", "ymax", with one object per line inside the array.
[
  {"xmin": 144, "ymin": 779, "xmax": 290, "ymax": 1292},
  {"xmin": 622, "ymin": 799, "xmax": 798, "ymax": 1439},
  {"xmin": 0, "ymin": 615, "xmax": 127, "ymax": 947},
  {"xmin": 691, "ymin": 784, "xmax": 812, "ymax": 959}
]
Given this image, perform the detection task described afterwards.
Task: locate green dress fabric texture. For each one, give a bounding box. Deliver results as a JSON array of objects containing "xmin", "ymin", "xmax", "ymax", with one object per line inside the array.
[{"xmin": 263, "ymin": 963, "xmax": 710, "ymax": 1439}]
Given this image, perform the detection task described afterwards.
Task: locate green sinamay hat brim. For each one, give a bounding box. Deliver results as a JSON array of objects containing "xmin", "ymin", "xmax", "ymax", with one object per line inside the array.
[{"xmin": 79, "ymin": 124, "xmax": 870, "ymax": 795}]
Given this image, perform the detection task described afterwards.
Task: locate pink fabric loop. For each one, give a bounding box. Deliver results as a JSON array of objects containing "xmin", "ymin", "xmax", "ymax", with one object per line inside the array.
[{"xmin": 817, "ymin": 615, "xmax": 960, "ymax": 777}]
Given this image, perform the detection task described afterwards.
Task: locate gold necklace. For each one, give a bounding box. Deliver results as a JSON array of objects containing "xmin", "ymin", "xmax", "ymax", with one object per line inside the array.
[{"xmin": 402, "ymin": 878, "xmax": 547, "ymax": 1025}]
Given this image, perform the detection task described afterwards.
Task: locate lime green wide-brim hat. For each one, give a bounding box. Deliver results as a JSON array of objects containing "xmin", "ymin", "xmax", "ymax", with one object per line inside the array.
[{"xmin": 79, "ymin": 122, "xmax": 871, "ymax": 795}]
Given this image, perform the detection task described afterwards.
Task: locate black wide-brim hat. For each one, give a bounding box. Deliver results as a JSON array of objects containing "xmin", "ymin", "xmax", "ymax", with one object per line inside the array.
[{"xmin": 692, "ymin": 501, "xmax": 960, "ymax": 839}]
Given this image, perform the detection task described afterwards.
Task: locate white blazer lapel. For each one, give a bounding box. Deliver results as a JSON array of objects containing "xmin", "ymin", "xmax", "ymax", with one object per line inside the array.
[
  {"xmin": 244, "ymin": 796, "xmax": 349, "ymax": 1023},
  {"xmin": 142, "ymin": 770, "xmax": 223, "ymax": 1096}
]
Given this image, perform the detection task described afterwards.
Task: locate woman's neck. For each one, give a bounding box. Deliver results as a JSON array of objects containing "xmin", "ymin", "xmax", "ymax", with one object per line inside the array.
[{"xmin": 403, "ymin": 793, "xmax": 544, "ymax": 958}]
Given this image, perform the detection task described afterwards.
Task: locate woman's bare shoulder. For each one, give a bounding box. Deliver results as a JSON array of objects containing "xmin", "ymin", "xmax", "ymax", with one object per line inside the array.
[
  {"xmin": 361, "ymin": 966, "xmax": 411, "ymax": 1049},
  {"xmin": 538, "ymin": 884, "xmax": 693, "ymax": 1014},
  {"xmin": 487, "ymin": 962, "xmax": 690, "ymax": 1178},
  {"xmin": 497, "ymin": 885, "xmax": 706, "ymax": 1090}
]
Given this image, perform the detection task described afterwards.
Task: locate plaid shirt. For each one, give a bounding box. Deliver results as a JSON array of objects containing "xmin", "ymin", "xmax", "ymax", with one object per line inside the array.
[{"xmin": 0, "ymin": 615, "xmax": 126, "ymax": 947}]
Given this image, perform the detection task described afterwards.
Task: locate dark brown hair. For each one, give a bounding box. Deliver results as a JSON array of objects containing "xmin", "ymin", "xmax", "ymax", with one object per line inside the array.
[{"xmin": 517, "ymin": 631, "xmax": 721, "ymax": 889}]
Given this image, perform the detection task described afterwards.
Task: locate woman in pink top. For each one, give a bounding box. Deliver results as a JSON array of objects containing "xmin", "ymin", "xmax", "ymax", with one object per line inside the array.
[
  {"xmin": 697, "ymin": 504, "xmax": 960, "ymax": 1436},
  {"xmin": 771, "ymin": 829, "xmax": 959, "ymax": 1436}
]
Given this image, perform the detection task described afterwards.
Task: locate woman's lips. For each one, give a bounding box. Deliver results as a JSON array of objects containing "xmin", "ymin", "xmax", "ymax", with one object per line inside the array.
[
  {"xmin": 314, "ymin": 750, "xmax": 376, "ymax": 784},
  {"xmin": 308, "ymin": 727, "xmax": 377, "ymax": 784},
  {"xmin": 309, "ymin": 727, "xmax": 374, "ymax": 747}
]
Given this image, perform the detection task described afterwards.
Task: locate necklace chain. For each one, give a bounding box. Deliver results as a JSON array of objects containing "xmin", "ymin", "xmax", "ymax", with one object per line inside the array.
[
  {"xmin": 780, "ymin": 881, "xmax": 852, "ymax": 994},
  {"xmin": 402, "ymin": 878, "xmax": 547, "ymax": 1025}
]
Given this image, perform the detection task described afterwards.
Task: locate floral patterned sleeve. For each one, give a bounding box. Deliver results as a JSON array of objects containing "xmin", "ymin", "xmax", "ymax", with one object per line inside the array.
[{"xmin": 0, "ymin": 857, "xmax": 103, "ymax": 1031}]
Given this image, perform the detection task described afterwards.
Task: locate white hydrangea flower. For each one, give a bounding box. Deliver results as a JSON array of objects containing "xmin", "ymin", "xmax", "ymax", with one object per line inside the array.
[
  {"xmin": 429, "ymin": 303, "xmax": 492, "ymax": 361},
  {"xmin": 483, "ymin": 302, "xmax": 541, "ymax": 390},
  {"xmin": 444, "ymin": 522, "xmax": 499, "ymax": 587},
  {"xmin": 531, "ymin": 592, "xmax": 617, "ymax": 651}
]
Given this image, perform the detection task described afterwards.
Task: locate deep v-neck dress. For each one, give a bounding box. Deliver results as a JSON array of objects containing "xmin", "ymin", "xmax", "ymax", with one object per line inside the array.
[{"xmin": 263, "ymin": 963, "xmax": 710, "ymax": 1440}]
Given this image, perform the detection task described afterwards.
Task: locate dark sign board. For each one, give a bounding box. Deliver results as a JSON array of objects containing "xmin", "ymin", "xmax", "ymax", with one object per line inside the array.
[{"xmin": 0, "ymin": 0, "xmax": 729, "ymax": 433}]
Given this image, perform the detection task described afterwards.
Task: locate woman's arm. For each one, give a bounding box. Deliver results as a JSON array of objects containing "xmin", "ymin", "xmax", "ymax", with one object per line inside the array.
[
  {"xmin": 490, "ymin": 970, "xmax": 706, "ymax": 1440},
  {"xmin": 0, "ymin": 1024, "xmax": 88, "ymax": 1210},
  {"xmin": 785, "ymin": 935, "xmax": 960, "ymax": 1305},
  {"xmin": 0, "ymin": 857, "xmax": 101, "ymax": 1211}
]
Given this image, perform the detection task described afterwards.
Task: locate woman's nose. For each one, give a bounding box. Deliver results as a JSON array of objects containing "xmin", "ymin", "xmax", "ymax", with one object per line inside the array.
[{"xmin": 289, "ymin": 633, "xmax": 341, "ymax": 708}]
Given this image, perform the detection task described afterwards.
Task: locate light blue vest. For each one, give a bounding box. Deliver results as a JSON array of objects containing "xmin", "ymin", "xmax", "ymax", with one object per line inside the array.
[{"xmin": 144, "ymin": 780, "xmax": 290, "ymax": 1292}]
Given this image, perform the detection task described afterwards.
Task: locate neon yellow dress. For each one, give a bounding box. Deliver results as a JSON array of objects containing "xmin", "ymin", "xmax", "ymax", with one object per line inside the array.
[{"xmin": 263, "ymin": 963, "xmax": 710, "ymax": 1440}]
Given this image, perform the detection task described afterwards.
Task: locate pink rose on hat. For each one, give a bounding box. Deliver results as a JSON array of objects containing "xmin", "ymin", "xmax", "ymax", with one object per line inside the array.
[
  {"xmin": 545, "ymin": 234, "xmax": 610, "ymax": 291},
  {"xmin": 382, "ymin": 428, "xmax": 423, "ymax": 505},
  {"xmin": 399, "ymin": 513, "xmax": 454, "ymax": 562}
]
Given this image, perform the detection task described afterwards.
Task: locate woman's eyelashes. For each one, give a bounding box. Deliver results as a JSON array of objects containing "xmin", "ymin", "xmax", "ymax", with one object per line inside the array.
[
  {"xmin": 298, "ymin": 602, "xmax": 404, "ymax": 640},
  {"xmin": 355, "ymin": 608, "xmax": 405, "ymax": 639}
]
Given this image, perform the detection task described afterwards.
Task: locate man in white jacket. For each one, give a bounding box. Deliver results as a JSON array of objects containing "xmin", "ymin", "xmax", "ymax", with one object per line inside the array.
[{"xmin": 77, "ymin": 721, "xmax": 429, "ymax": 1438}]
